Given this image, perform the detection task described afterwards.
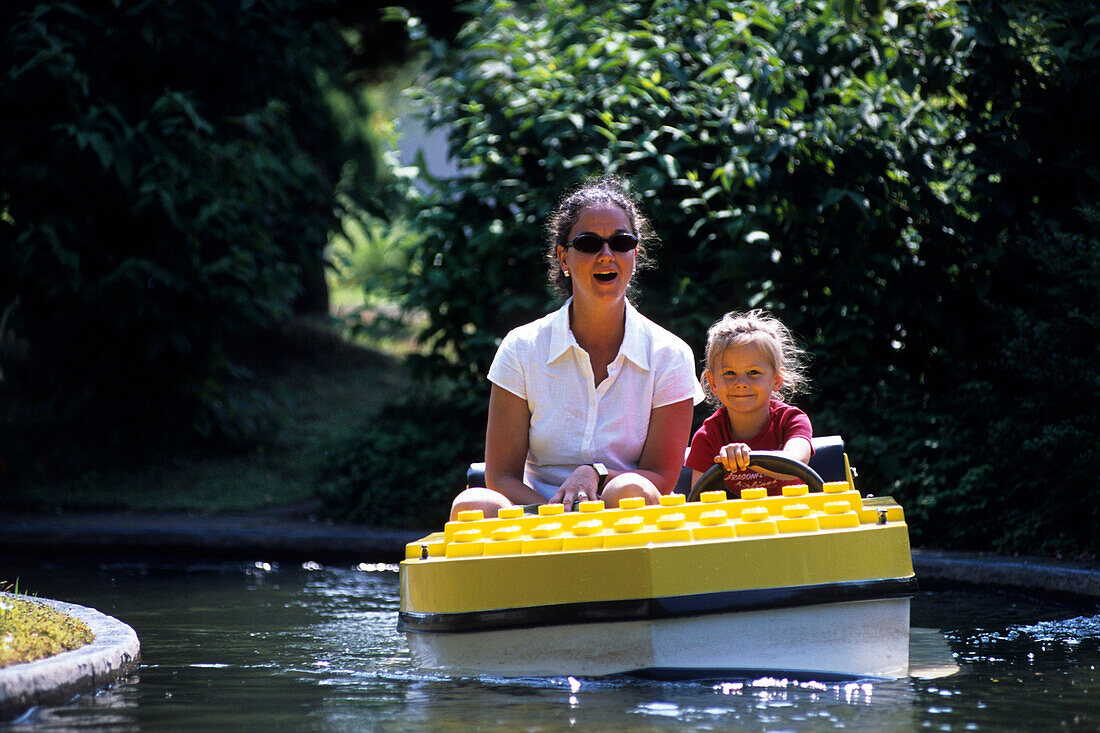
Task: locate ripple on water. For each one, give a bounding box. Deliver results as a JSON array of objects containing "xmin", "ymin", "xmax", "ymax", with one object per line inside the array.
[{"xmin": 4, "ymin": 562, "xmax": 1100, "ymax": 731}]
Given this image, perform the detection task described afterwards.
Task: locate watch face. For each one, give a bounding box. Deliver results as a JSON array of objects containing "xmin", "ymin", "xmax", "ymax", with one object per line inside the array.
[{"xmin": 592, "ymin": 462, "xmax": 608, "ymax": 486}]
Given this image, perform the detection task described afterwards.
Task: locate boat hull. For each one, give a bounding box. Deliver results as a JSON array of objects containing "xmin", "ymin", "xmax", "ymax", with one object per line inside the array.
[
  {"xmin": 400, "ymin": 484, "xmax": 916, "ymax": 680},
  {"xmin": 405, "ymin": 597, "xmax": 911, "ymax": 680}
]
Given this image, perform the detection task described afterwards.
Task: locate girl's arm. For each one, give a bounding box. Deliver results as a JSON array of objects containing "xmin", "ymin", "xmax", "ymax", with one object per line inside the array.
[
  {"xmin": 744, "ymin": 436, "xmax": 813, "ymax": 481},
  {"xmin": 691, "ymin": 436, "xmax": 813, "ymax": 486},
  {"xmin": 690, "ymin": 468, "xmax": 706, "ymax": 488},
  {"xmin": 483, "ymin": 384, "xmax": 547, "ymax": 506},
  {"xmin": 779, "ymin": 436, "xmax": 812, "ymax": 463}
]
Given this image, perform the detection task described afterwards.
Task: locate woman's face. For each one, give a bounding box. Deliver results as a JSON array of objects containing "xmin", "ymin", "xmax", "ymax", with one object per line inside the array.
[{"xmin": 556, "ymin": 204, "xmax": 636, "ymax": 307}]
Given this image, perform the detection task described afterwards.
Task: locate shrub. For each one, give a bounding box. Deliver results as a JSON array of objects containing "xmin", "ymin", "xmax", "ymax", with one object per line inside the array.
[
  {"xmin": 329, "ymin": 0, "xmax": 972, "ymax": 524},
  {"xmin": 330, "ymin": 0, "xmax": 1100, "ymax": 558},
  {"xmin": 0, "ymin": 1, "xmax": 375, "ymax": 450},
  {"xmin": 318, "ymin": 382, "xmax": 485, "ymax": 528},
  {"xmin": 892, "ymin": 0, "xmax": 1100, "ymax": 556},
  {"xmin": 901, "ymin": 206, "xmax": 1100, "ymax": 557}
]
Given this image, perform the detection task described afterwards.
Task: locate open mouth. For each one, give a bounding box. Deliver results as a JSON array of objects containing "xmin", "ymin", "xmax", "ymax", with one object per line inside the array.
[{"xmin": 594, "ymin": 271, "xmax": 617, "ymax": 282}]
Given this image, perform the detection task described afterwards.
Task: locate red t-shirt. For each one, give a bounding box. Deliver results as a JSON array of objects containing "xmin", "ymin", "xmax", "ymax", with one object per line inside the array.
[{"xmin": 685, "ymin": 399, "xmax": 813, "ymax": 496}]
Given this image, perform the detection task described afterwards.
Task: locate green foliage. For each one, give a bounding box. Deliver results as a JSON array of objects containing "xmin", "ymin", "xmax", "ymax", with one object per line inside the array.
[
  {"xmin": 318, "ymin": 383, "xmax": 486, "ymax": 529},
  {"xmin": 328, "ymin": 0, "xmax": 1099, "ymax": 557},
  {"xmin": 0, "ymin": 586, "xmax": 94, "ymax": 669},
  {"xmin": 405, "ymin": 0, "xmax": 972, "ymax": 399},
  {"xmin": 899, "ymin": 206, "xmax": 1100, "ymax": 557},
  {"xmin": 896, "ymin": 0, "xmax": 1100, "ymax": 556},
  {"xmin": 0, "ymin": 1, "xmax": 378, "ymax": 450},
  {"xmin": 332, "ymin": 0, "xmax": 974, "ymax": 524}
]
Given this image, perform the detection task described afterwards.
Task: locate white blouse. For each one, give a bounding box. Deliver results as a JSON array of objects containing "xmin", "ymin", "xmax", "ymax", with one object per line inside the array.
[{"xmin": 487, "ymin": 298, "xmax": 705, "ymax": 499}]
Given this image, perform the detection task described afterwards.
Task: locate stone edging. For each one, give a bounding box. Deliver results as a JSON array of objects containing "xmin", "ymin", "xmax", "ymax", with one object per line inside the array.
[
  {"xmin": 912, "ymin": 548, "xmax": 1100, "ymax": 602},
  {"xmin": 0, "ymin": 594, "xmax": 140, "ymax": 721}
]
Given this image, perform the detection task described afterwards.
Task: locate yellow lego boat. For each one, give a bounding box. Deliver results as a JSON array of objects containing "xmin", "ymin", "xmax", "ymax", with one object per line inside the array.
[{"xmin": 398, "ymin": 440, "xmax": 916, "ymax": 680}]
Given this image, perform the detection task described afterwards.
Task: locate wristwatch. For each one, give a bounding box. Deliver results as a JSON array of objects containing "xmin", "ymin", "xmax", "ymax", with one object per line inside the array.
[{"xmin": 588, "ymin": 462, "xmax": 608, "ymax": 495}]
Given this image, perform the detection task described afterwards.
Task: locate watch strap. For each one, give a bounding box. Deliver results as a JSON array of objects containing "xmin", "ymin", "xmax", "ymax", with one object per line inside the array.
[{"xmin": 589, "ymin": 462, "xmax": 608, "ymax": 494}]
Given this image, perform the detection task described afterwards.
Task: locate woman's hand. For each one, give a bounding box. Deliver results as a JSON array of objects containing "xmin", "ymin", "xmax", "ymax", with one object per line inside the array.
[
  {"xmin": 715, "ymin": 442, "xmax": 752, "ymax": 472},
  {"xmin": 550, "ymin": 465, "xmax": 601, "ymax": 510}
]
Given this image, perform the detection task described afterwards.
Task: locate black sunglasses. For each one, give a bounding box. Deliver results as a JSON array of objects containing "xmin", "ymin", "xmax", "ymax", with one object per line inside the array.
[{"xmin": 565, "ymin": 232, "xmax": 639, "ymax": 254}]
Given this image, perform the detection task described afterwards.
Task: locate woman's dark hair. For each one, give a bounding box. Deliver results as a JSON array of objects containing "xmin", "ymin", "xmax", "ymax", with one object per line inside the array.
[{"xmin": 544, "ymin": 175, "xmax": 656, "ymax": 298}]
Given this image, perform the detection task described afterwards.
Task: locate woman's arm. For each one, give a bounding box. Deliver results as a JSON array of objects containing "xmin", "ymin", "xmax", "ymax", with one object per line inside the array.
[
  {"xmin": 484, "ymin": 384, "xmax": 545, "ymax": 505},
  {"xmin": 632, "ymin": 398, "xmax": 695, "ymax": 494}
]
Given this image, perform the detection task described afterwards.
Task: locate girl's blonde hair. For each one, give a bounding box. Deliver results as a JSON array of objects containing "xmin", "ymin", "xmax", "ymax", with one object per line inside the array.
[{"xmin": 702, "ymin": 309, "xmax": 810, "ymax": 406}]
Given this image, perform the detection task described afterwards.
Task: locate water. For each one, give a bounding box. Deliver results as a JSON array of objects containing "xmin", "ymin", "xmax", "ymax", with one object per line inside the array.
[{"xmin": 3, "ymin": 559, "xmax": 1099, "ymax": 731}]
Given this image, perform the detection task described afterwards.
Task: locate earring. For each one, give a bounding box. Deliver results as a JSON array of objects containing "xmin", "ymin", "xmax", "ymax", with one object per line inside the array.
[{"xmin": 563, "ymin": 270, "xmax": 570, "ymax": 277}]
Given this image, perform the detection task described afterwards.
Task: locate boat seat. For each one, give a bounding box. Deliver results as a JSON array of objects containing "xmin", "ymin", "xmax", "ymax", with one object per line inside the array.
[{"xmin": 467, "ymin": 434, "xmax": 848, "ymax": 493}]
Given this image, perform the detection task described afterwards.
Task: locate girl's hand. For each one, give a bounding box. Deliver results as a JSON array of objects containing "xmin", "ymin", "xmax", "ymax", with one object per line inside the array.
[
  {"xmin": 550, "ymin": 465, "xmax": 601, "ymax": 511},
  {"xmin": 715, "ymin": 442, "xmax": 752, "ymax": 472}
]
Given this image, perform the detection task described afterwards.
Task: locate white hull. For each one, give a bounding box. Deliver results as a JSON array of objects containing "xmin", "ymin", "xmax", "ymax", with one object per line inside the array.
[{"xmin": 405, "ymin": 597, "xmax": 910, "ymax": 680}]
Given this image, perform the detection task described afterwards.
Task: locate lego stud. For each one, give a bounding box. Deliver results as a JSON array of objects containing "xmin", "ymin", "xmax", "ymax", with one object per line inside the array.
[
  {"xmin": 491, "ymin": 525, "xmax": 522, "ymax": 541},
  {"xmin": 656, "ymin": 513, "xmax": 686, "ymax": 530},
  {"xmin": 613, "ymin": 516, "xmax": 644, "ymax": 533},
  {"xmin": 781, "ymin": 503, "xmax": 811, "ymax": 518},
  {"xmin": 572, "ymin": 519, "xmax": 603, "ymax": 536},
  {"xmin": 781, "ymin": 483, "xmax": 809, "ymax": 497},
  {"xmin": 699, "ymin": 509, "xmax": 728, "ymax": 526},
  {"xmin": 741, "ymin": 506, "xmax": 770, "ymax": 522},
  {"xmin": 532, "ymin": 522, "xmax": 563, "ymax": 538}
]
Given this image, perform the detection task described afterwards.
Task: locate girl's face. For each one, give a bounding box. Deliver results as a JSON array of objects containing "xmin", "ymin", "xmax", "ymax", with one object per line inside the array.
[
  {"xmin": 556, "ymin": 204, "xmax": 635, "ymax": 307},
  {"xmin": 705, "ymin": 342, "xmax": 783, "ymax": 418}
]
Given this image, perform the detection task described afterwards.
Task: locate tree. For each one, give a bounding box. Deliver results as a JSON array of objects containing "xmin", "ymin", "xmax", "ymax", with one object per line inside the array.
[
  {"xmin": 0, "ymin": 0, "xmax": 375, "ymax": 450},
  {"xmin": 324, "ymin": 0, "xmax": 972, "ymax": 527},
  {"xmin": 326, "ymin": 0, "xmax": 1100, "ymax": 559}
]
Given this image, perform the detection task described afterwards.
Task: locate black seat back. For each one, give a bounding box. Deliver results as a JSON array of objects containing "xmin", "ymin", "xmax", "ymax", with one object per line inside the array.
[{"xmin": 807, "ymin": 434, "xmax": 847, "ymax": 483}]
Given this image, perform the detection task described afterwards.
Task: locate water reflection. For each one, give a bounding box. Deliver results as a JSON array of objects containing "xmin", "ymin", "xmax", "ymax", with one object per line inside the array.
[{"xmin": 2, "ymin": 560, "xmax": 1097, "ymax": 731}]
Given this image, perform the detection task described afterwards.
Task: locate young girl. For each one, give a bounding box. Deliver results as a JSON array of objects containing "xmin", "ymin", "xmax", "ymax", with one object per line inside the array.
[{"xmin": 685, "ymin": 310, "xmax": 813, "ymax": 496}]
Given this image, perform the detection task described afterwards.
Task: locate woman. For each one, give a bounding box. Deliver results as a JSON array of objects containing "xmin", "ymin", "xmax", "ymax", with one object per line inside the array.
[{"xmin": 450, "ymin": 176, "xmax": 704, "ymax": 519}]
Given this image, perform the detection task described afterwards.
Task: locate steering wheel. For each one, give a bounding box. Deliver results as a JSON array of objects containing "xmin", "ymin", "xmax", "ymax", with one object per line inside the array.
[{"xmin": 686, "ymin": 450, "xmax": 825, "ymax": 502}]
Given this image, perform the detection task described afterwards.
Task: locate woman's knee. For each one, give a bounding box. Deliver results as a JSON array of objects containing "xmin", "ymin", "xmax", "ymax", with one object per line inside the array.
[
  {"xmin": 450, "ymin": 487, "xmax": 511, "ymax": 520},
  {"xmin": 600, "ymin": 473, "xmax": 661, "ymax": 507}
]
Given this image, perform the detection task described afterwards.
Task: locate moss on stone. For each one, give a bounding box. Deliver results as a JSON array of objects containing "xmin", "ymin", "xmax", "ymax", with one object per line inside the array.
[{"xmin": 0, "ymin": 593, "xmax": 94, "ymax": 668}]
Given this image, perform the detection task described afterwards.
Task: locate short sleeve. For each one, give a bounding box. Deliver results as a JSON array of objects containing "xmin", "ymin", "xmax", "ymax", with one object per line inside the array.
[
  {"xmin": 486, "ymin": 330, "xmax": 528, "ymax": 400},
  {"xmin": 780, "ymin": 406, "xmax": 814, "ymax": 447},
  {"xmin": 651, "ymin": 340, "xmax": 705, "ymax": 409}
]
